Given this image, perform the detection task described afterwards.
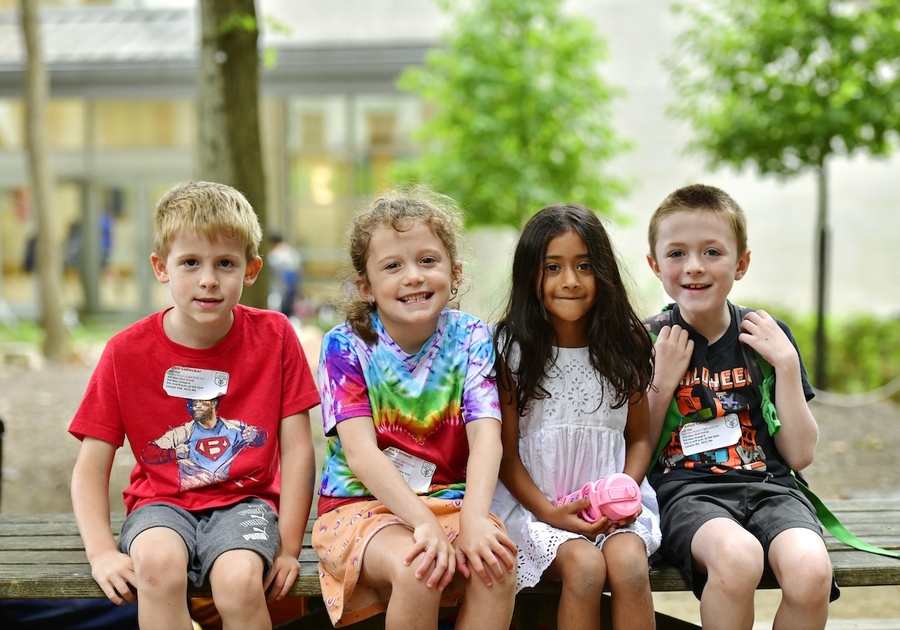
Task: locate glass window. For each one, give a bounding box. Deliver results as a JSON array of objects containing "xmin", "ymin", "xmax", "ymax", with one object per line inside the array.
[
  {"xmin": 48, "ymin": 100, "xmax": 87, "ymax": 149},
  {"xmin": 285, "ymin": 94, "xmax": 425, "ymax": 303},
  {"xmin": 0, "ymin": 99, "xmax": 85, "ymax": 150},
  {"xmin": 352, "ymin": 95, "xmax": 422, "ymax": 194},
  {"xmin": 93, "ymin": 99, "xmax": 195, "ymax": 148}
]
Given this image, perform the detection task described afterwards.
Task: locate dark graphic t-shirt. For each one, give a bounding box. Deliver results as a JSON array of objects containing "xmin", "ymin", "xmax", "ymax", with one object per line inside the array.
[{"xmin": 646, "ymin": 303, "xmax": 814, "ymax": 491}]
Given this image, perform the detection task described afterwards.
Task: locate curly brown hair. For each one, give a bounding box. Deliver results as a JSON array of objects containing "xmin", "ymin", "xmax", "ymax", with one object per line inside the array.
[{"xmin": 335, "ymin": 186, "xmax": 465, "ymax": 344}]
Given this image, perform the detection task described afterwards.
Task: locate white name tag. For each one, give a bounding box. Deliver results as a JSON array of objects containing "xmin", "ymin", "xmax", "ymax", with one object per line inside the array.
[
  {"xmin": 383, "ymin": 447, "xmax": 436, "ymax": 493},
  {"xmin": 679, "ymin": 413, "xmax": 741, "ymax": 456},
  {"xmin": 163, "ymin": 366, "xmax": 229, "ymax": 400}
]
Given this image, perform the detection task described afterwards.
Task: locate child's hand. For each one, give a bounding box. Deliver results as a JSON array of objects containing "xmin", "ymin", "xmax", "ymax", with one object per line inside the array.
[
  {"xmin": 454, "ymin": 516, "xmax": 517, "ymax": 587},
  {"xmin": 653, "ymin": 325, "xmax": 693, "ymax": 388},
  {"xmin": 611, "ymin": 506, "xmax": 642, "ymax": 529},
  {"xmin": 739, "ymin": 310, "xmax": 798, "ymax": 370},
  {"xmin": 404, "ymin": 521, "xmax": 457, "ymax": 590},
  {"xmin": 264, "ymin": 549, "xmax": 301, "ymax": 602},
  {"xmin": 90, "ymin": 549, "xmax": 137, "ymax": 605},
  {"xmin": 543, "ymin": 498, "xmax": 610, "ymax": 537}
]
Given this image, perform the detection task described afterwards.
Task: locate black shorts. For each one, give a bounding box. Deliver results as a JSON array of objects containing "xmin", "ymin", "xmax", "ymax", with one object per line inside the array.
[{"xmin": 656, "ymin": 479, "xmax": 839, "ymax": 601}]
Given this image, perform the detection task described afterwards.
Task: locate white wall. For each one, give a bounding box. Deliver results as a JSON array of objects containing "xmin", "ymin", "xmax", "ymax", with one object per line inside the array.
[
  {"xmin": 575, "ymin": 0, "xmax": 900, "ymax": 320},
  {"xmin": 262, "ymin": 0, "xmax": 900, "ymax": 320}
]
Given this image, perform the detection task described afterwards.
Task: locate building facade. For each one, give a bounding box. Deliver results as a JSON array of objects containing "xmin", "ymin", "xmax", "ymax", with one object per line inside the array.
[{"xmin": 0, "ymin": 0, "xmax": 897, "ymax": 323}]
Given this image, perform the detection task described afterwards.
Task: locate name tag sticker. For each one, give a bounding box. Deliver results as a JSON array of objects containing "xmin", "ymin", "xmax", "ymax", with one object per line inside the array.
[
  {"xmin": 383, "ymin": 447, "xmax": 436, "ymax": 493},
  {"xmin": 679, "ymin": 413, "xmax": 741, "ymax": 456},
  {"xmin": 163, "ymin": 367, "xmax": 229, "ymax": 400}
]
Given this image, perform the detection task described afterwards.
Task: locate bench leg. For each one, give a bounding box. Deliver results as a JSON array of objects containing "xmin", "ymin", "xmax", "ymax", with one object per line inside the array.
[
  {"xmin": 512, "ymin": 592, "xmax": 544, "ymax": 630},
  {"xmin": 654, "ymin": 609, "xmax": 700, "ymax": 630}
]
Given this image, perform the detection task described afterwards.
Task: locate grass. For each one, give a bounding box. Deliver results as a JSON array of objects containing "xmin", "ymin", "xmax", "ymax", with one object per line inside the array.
[{"xmin": 0, "ymin": 317, "xmax": 130, "ymax": 347}]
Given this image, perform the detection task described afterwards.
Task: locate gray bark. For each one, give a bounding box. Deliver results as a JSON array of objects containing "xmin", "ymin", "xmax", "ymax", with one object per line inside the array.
[
  {"xmin": 197, "ymin": 0, "xmax": 268, "ymax": 308},
  {"xmin": 21, "ymin": 0, "xmax": 69, "ymax": 361}
]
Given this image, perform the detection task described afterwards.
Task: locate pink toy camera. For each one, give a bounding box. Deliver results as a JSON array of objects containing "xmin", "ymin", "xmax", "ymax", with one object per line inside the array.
[{"xmin": 555, "ymin": 473, "xmax": 642, "ymax": 523}]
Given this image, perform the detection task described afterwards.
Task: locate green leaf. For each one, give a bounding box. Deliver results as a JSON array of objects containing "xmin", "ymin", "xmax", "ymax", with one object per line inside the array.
[
  {"xmin": 393, "ymin": 0, "xmax": 630, "ymax": 227},
  {"xmin": 667, "ymin": 0, "xmax": 900, "ymax": 177}
]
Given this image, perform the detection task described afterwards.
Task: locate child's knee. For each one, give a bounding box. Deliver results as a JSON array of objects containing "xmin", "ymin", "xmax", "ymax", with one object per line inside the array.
[
  {"xmin": 388, "ymin": 562, "xmax": 444, "ymax": 604},
  {"xmin": 776, "ymin": 551, "xmax": 833, "ymax": 601},
  {"xmin": 769, "ymin": 528, "xmax": 832, "ymax": 597},
  {"xmin": 130, "ymin": 532, "xmax": 188, "ymax": 588},
  {"xmin": 606, "ymin": 556, "xmax": 650, "ymax": 595},
  {"xmin": 459, "ymin": 568, "xmax": 516, "ymax": 620},
  {"xmin": 556, "ymin": 543, "xmax": 606, "ymax": 596},
  {"xmin": 694, "ymin": 527, "xmax": 764, "ymax": 580},
  {"xmin": 698, "ymin": 544, "xmax": 764, "ymax": 599},
  {"xmin": 209, "ymin": 549, "xmax": 266, "ymax": 596}
]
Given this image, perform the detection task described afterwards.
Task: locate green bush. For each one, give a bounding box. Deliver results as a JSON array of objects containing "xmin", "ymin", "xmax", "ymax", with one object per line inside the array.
[{"xmin": 761, "ymin": 306, "xmax": 900, "ymax": 401}]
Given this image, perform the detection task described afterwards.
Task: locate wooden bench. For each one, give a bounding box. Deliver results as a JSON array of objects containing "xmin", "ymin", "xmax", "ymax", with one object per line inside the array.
[{"xmin": 1, "ymin": 498, "xmax": 899, "ymax": 629}]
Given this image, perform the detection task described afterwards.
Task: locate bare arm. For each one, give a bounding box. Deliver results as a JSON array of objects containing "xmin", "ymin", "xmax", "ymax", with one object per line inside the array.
[
  {"xmin": 71, "ymin": 437, "xmax": 136, "ymax": 605},
  {"xmin": 622, "ymin": 392, "xmax": 652, "ymax": 484},
  {"xmin": 647, "ymin": 325, "xmax": 693, "ymax": 445},
  {"xmin": 739, "ymin": 310, "xmax": 819, "ymax": 470},
  {"xmin": 455, "ymin": 416, "xmax": 517, "ymax": 586},
  {"xmin": 336, "ymin": 416, "xmax": 457, "ymax": 589},
  {"xmin": 265, "ymin": 411, "xmax": 316, "ymax": 601}
]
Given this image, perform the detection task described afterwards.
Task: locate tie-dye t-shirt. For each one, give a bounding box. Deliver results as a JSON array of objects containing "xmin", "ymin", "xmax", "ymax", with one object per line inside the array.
[{"xmin": 316, "ymin": 308, "xmax": 501, "ymax": 513}]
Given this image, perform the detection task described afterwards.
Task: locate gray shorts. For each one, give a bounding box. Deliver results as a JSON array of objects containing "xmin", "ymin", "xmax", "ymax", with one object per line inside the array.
[
  {"xmin": 656, "ymin": 480, "xmax": 839, "ymax": 601},
  {"xmin": 118, "ymin": 498, "xmax": 280, "ymax": 588}
]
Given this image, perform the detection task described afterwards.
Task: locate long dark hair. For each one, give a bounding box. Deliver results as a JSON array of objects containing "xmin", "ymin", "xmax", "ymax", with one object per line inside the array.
[{"xmin": 494, "ymin": 204, "xmax": 653, "ymax": 414}]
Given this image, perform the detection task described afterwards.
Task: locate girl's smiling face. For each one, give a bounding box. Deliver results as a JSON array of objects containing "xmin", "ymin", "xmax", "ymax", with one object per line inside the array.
[
  {"xmin": 357, "ymin": 221, "xmax": 461, "ymax": 354},
  {"xmin": 537, "ymin": 229, "xmax": 596, "ymax": 348}
]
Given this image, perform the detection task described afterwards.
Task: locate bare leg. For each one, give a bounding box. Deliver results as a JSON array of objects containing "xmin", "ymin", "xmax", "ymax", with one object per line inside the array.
[
  {"xmin": 692, "ymin": 518, "xmax": 763, "ymax": 630},
  {"xmin": 129, "ymin": 527, "xmax": 193, "ymax": 630},
  {"xmin": 544, "ymin": 537, "xmax": 606, "ymax": 630},
  {"xmin": 768, "ymin": 528, "xmax": 831, "ymax": 630},
  {"xmin": 359, "ymin": 525, "xmax": 443, "ymax": 630},
  {"xmin": 209, "ymin": 548, "xmax": 271, "ymax": 630},
  {"xmin": 454, "ymin": 558, "xmax": 516, "ymax": 630},
  {"xmin": 603, "ymin": 532, "xmax": 655, "ymax": 630}
]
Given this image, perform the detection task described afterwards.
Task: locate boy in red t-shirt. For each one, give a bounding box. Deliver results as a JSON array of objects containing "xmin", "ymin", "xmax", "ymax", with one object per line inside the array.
[{"xmin": 69, "ymin": 181, "xmax": 319, "ymax": 630}]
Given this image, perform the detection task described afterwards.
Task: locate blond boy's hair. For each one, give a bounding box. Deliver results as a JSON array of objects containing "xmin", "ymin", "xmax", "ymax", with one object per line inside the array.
[
  {"xmin": 153, "ymin": 181, "xmax": 262, "ymax": 261},
  {"xmin": 648, "ymin": 183, "xmax": 748, "ymax": 260}
]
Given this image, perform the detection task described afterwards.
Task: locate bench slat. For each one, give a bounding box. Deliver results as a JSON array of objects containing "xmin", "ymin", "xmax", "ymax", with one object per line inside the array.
[{"xmin": 1, "ymin": 498, "xmax": 899, "ymax": 602}]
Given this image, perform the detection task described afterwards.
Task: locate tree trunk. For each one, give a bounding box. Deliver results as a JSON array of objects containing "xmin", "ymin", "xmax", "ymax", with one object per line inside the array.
[
  {"xmin": 813, "ymin": 161, "xmax": 829, "ymax": 389},
  {"xmin": 20, "ymin": 0, "xmax": 69, "ymax": 361},
  {"xmin": 196, "ymin": 0, "xmax": 268, "ymax": 308}
]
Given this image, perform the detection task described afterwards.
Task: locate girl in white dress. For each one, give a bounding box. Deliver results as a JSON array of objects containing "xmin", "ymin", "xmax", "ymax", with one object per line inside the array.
[{"xmin": 491, "ymin": 204, "xmax": 661, "ymax": 630}]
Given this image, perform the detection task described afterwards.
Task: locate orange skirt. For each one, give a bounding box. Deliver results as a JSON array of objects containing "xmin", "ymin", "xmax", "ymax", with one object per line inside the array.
[{"xmin": 312, "ymin": 496, "xmax": 505, "ymax": 627}]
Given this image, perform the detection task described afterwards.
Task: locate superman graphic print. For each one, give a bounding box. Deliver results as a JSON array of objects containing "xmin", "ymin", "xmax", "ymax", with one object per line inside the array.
[{"xmin": 142, "ymin": 397, "xmax": 267, "ymax": 491}]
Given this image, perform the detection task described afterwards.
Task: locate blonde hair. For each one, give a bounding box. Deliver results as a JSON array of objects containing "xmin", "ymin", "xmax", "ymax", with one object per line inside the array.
[
  {"xmin": 339, "ymin": 186, "xmax": 465, "ymax": 343},
  {"xmin": 648, "ymin": 183, "xmax": 748, "ymax": 260},
  {"xmin": 153, "ymin": 181, "xmax": 262, "ymax": 261}
]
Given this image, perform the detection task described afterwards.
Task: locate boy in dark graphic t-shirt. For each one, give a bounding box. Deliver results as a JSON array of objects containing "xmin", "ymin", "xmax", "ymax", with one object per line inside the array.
[{"xmin": 644, "ymin": 183, "xmax": 838, "ymax": 630}]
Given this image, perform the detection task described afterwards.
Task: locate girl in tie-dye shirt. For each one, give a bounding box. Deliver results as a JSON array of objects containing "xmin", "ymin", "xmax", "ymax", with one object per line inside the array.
[{"xmin": 311, "ymin": 188, "xmax": 516, "ymax": 629}]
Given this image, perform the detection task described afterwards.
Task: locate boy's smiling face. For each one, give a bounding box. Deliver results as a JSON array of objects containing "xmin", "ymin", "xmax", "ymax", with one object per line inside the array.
[
  {"xmin": 151, "ymin": 229, "xmax": 262, "ymax": 347},
  {"xmin": 648, "ymin": 209, "xmax": 750, "ymax": 326}
]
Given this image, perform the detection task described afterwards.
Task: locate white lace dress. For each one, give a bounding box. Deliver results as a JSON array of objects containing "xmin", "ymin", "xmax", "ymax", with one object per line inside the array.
[{"xmin": 490, "ymin": 346, "xmax": 662, "ymax": 592}]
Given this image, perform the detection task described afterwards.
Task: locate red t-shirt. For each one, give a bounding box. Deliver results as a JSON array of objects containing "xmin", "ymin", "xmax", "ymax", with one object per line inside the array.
[{"xmin": 69, "ymin": 305, "xmax": 319, "ymax": 515}]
